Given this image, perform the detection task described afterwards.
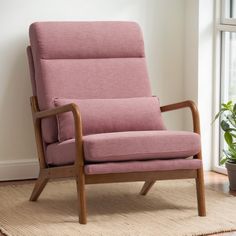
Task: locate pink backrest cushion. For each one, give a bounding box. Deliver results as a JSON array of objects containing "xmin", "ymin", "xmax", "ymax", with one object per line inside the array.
[
  {"xmin": 54, "ymin": 97, "xmax": 166, "ymax": 142},
  {"xmin": 29, "ymin": 22, "xmax": 152, "ymax": 143},
  {"xmin": 29, "ymin": 21, "xmax": 145, "ymax": 59}
]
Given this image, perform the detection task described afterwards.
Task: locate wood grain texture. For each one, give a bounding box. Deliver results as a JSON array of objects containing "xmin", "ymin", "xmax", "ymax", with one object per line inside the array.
[
  {"xmin": 162, "ymin": 100, "xmax": 206, "ymax": 215},
  {"xmin": 139, "ymin": 180, "xmax": 156, "ymax": 195},
  {"xmin": 85, "ymin": 169, "xmax": 197, "ymax": 184},
  {"xmin": 76, "ymin": 166, "xmax": 87, "ymax": 224},
  {"xmin": 161, "ymin": 100, "xmax": 200, "ymax": 134},
  {"xmin": 29, "ymin": 174, "xmax": 49, "ymax": 201},
  {"xmin": 29, "ymin": 97, "xmax": 206, "ymax": 224},
  {"xmin": 30, "ymin": 97, "xmax": 46, "ymax": 169},
  {"xmin": 141, "ymin": 100, "xmax": 204, "ymax": 196},
  {"xmin": 30, "ymin": 96, "xmax": 87, "ymax": 223}
]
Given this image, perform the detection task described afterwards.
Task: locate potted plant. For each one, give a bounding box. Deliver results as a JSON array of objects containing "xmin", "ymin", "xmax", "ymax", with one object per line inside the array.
[{"xmin": 214, "ymin": 101, "xmax": 236, "ymax": 190}]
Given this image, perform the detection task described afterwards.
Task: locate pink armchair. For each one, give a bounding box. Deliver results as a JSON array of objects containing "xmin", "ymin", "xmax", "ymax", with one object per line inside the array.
[{"xmin": 27, "ymin": 21, "xmax": 206, "ymax": 224}]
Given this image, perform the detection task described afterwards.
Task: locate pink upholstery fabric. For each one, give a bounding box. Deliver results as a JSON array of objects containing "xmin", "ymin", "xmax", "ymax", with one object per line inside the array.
[
  {"xmin": 28, "ymin": 22, "xmax": 202, "ymax": 176},
  {"xmin": 84, "ymin": 159, "xmax": 202, "ymax": 175},
  {"xmin": 39, "ymin": 58, "xmax": 151, "ymax": 110},
  {"xmin": 46, "ymin": 139, "xmax": 76, "ymax": 166},
  {"xmin": 83, "ymin": 131, "xmax": 201, "ymax": 162},
  {"xmin": 40, "ymin": 58, "xmax": 151, "ymax": 143},
  {"xmin": 29, "ymin": 21, "xmax": 144, "ymax": 59},
  {"xmin": 46, "ymin": 131, "xmax": 201, "ymax": 165},
  {"xmin": 29, "ymin": 22, "xmax": 152, "ymax": 143},
  {"xmin": 54, "ymin": 97, "xmax": 165, "ymax": 142}
]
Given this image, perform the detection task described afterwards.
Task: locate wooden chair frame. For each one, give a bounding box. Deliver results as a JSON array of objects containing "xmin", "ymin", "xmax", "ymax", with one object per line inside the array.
[{"xmin": 30, "ymin": 96, "xmax": 206, "ymax": 224}]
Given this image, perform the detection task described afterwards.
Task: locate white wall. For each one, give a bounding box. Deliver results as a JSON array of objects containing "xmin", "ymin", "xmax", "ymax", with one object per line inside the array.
[
  {"xmin": 0, "ymin": 0, "xmax": 186, "ymax": 179},
  {"xmin": 198, "ymin": 0, "xmax": 214, "ymax": 171},
  {"xmin": 183, "ymin": 0, "xmax": 199, "ymax": 131},
  {"xmin": 183, "ymin": 0, "xmax": 214, "ymax": 170}
]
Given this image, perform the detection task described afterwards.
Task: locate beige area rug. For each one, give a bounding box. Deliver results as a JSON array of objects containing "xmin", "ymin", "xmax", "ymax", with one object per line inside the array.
[{"xmin": 0, "ymin": 179, "xmax": 236, "ymax": 236}]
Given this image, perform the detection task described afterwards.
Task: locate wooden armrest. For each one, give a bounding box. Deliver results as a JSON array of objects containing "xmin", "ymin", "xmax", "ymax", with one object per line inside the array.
[
  {"xmin": 33, "ymin": 103, "xmax": 79, "ymax": 120},
  {"xmin": 30, "ymin": 97, "xmax": 84, "ymax": 166},
  {"xmin": 160, "ymin": 100, "xmax": 200, "ymax": 134}
]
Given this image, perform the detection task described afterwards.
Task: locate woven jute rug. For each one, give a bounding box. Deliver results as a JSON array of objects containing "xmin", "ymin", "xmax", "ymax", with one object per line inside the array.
[{"xmin": 0, "ymin": 179, "xmax": 236, "ymax": 236}]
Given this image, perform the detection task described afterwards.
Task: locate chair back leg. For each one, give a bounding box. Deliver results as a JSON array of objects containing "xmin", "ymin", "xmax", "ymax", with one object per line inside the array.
[{"xmin": 140, "ymin": 180, "xmax": 156, "ymax": 195}]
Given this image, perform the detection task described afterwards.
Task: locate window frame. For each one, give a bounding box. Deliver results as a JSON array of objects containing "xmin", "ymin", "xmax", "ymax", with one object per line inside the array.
[
  {"xmin": 213, "ymin": 0, "xmax": 236, "ymax": 174},
  {"xmin": 221, "ymin": 0, "xmax": 236, "ymax": 25}
]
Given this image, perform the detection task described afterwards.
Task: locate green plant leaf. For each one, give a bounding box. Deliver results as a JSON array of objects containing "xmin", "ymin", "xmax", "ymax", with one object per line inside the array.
[
  {"xmin": 220, "ymin": 157, "xmax": 227, "ymax": 165},
  {"xmin": 227, "ymin": 146, "xmax": 236, "ymax": 158},
  {"xmin": 221, "ymin": 120, "xmax": 230, "ymax": 131},
  {"xmin": 222, "ymin": 101, "xmax": 233, "ymax": 112},
  {"xmin": 213, "ymin": 111, "xmax": 221, "ymax": 122},
  {"xmin": 224, "ymin": 132, "xmax": 233, "ymax": 146},
  {"xmin": 212, "ymin": 110, "xmax": 225, "ymax": 123},
  {"xmin": 223, "ymin": 149, "xmax": 232, "ymax": 158},
  {"xmin": 233, "ymin": 103, "xmax": 236, "ymax": 113},
  {"xmin": 226, "ymin": 113, "xmax": 236, "ymax": 127},
  {"xmin": 229, "ymin": 157, "xmax": 236, "ymax": 162},
  {"xmin": 222, "ymin": 104, "xmax": 227, "ymax": 109}
]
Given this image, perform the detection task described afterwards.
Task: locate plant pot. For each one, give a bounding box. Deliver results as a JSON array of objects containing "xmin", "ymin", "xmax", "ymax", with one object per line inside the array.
[{"xmin": 225, "ymin": 161, "xmax": 236, "ymax": 190}]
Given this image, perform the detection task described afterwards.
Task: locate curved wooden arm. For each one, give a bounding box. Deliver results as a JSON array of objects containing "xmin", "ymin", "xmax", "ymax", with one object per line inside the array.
[
  {"xmin": 30, "ymin": 96, "xmax": 84, "ymax": 167},
  {"xmin": 34, "ymin": 103, "xmax": 80, "ymax": 120},
  {"xmin": 160, "ymin": 100, "xmax": 200, "ymax": 134}
]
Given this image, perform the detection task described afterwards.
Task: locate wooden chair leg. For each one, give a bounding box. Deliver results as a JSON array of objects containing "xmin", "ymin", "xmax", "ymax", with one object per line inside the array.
[
  {"xmin": 76, "ymin": 167, "xmax": 87, "ymax": 224},
  {"xmin": 30, "ymin": 175, "xmax": 49, "ymax": 201},
  {"xmin": 195, "ymin": 167, "xmax": 206, "ymax": 216},
  {"xmin": 140, "ymin": 180, "xmax": 156, "ymax": 195}
]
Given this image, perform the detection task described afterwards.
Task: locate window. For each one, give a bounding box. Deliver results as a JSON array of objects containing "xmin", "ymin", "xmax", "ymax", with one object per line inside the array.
[
  {"xmin": 221, "ymin": 0, "xmax": 236, "ymax": 23},
  {"xmin": 213, "ymin": 0, "xmax": 236, "ymax": 174},
  {"xmin": 221, "ymin": 32, "xmax": 236, "ymax": 102}
]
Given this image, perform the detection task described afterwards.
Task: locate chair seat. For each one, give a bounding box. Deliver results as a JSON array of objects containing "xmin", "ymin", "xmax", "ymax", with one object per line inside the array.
[{"xmin": 46, "ymin": 130, "xmax": 201, "ymax": 166}]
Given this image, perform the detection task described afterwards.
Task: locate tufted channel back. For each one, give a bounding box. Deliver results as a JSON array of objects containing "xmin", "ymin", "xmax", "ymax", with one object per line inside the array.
[{"xmin": 27, "ymin": 21, "xmax": 152, "ymax": 143}]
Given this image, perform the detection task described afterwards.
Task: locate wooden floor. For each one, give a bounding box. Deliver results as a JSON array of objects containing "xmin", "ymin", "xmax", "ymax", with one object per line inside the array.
[
  {"xmin": 0, "ymin": 171, "xmax": 235, "ymax": 236},
  {"xmin": 204, "ymin": 172, "xmax": 236, "ymax": 236}
]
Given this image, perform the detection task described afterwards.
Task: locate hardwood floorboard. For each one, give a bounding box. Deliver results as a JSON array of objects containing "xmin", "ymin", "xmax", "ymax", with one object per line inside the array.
[{"xmin": 0, "ymin": 171, "xmax": 235, "ymax": 235}]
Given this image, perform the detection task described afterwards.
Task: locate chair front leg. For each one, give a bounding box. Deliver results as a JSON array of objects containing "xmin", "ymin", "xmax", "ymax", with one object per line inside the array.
[
  {"xmin": 195, "ymin": 153, "xmax": 206, "ymax": 216},
  {"xmin": 30, "ymin": 172, "xmax": 49, "ymax": 201},
  {"xmin": 76, "ymin": 166, "xmax": 87, "ymax": 224},
  {"xmin": 160, "ymin": 100, "xmax": 206, "ymax": 216}
]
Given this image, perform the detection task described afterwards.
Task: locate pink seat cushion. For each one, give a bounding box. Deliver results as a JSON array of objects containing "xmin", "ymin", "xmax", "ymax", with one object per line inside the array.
[
  {"xmin": 84, "ymin": 159, "xmax": 202, "ymax": 175},
  {"xmin": 83, "ymin": 131, "xmax": 201, "ymax": 162},
  {"xmin": 46, "ymin": 130, "xmax": 201, "ymax": 165},
  {"xmin": 54, "ymin": 97, "xmax": 165, "ymax": 142}
]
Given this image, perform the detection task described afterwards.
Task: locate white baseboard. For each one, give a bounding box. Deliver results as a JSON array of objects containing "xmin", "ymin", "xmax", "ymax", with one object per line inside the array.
[{"xmin": 0, "ymin": 159, "xmax": 39, "ymax": 181}]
